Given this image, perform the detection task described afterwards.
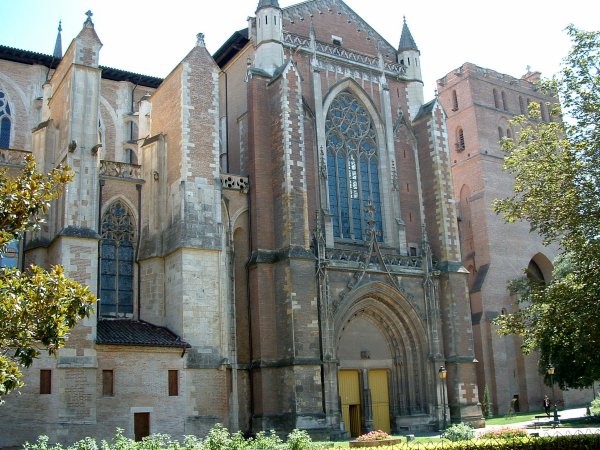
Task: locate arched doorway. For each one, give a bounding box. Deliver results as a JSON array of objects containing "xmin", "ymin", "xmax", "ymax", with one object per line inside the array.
[{"xmin": 335, "ymin": 284, "xmax": 431, "ymax": 436}]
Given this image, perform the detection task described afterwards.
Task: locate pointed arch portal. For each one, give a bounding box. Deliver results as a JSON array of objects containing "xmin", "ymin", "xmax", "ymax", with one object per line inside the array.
[{"xmin": 335, "ymin": 283, "xmax": 431, "ymax": 436}]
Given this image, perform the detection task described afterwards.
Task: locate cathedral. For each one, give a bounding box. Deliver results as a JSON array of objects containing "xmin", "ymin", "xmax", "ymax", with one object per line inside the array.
[{"xmin": 0, "ymin": 0, "xmax": 483, "ymax": 446}]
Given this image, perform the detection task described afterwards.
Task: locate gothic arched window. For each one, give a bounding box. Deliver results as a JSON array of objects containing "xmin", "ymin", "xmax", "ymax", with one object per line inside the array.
[
  {"xmin": 0, "ymin": 90, "xmax": 12, "ymax": 148},
  {"xmin": 100, "ymin": 201, "xmax": 135, "ymax": 317},
  {"xmin": 326, "ymin": 91, "xmax": 382, "ymax": 241}
]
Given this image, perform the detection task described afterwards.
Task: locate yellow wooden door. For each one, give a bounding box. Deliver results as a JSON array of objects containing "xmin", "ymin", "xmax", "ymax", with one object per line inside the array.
[
  {"xmin": 368, "ymin": 369, "xmax": 390, "ymax": 433},
  {"xmin": 338, "ymin": 370, "xmax": 361, "ymax": 437}
]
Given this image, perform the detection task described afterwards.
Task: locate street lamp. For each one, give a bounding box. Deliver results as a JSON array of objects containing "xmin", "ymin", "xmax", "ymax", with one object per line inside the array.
[
  {"xmin": 546, "ymin": 364, "xmax": 559, "ymax": 425},
  {"xmin": 439, "ymin": 366, "xmax": 447, "ymax": 429}
]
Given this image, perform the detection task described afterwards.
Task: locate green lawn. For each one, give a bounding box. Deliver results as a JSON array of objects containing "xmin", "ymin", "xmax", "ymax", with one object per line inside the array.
[{"xmin": 484, "ymin": 410, "xmax": 545, "ymax": 426}]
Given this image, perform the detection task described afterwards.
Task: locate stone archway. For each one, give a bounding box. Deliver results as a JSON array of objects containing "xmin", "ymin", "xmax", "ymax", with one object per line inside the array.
[{"xmin": 334, "ymin": 282, "xmax": 433, "ymax": 435}]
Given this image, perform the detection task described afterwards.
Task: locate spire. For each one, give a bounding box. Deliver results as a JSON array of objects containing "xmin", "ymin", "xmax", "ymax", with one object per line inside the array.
[
  {"xmin": 398, "ymin": 16, "xmax": 418, "ymax": 52},
  {"xmin": 256, "ymin": 0, "xmax": 279, "ymax": 12},
  {"xmin": 53, "ymin": 21, "xmax": 63, "ymax": 58}
]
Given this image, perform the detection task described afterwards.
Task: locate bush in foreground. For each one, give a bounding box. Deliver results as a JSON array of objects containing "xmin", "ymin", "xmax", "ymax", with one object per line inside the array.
[
  {"xmin": 23, "ymin": 426, "xmax": 313, "ymax": 450},
  {"xmin": 441, "ymin": 422, "xmax": 475, "ymax": 442}
]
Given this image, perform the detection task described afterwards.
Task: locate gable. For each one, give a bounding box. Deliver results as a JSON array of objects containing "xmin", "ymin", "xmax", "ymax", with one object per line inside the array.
[{"xmin": 282, "ymin": 0, "xmax": 397, "ymax": 58}]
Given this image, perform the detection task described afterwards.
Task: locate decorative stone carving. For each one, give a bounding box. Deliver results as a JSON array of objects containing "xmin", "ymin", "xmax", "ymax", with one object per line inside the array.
[
  {"xmin": 220, "ymin": 174, "xmax": 249, "ymax": 192},
  {"xmin": 99, "ymin": 160, "xmax": 142, "ymax": 180}
]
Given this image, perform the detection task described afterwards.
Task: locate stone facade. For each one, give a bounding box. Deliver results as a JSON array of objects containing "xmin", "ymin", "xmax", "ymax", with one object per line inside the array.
[{"xmin": 0, "ymin": 2, "xmax": 483, "ymax": 447}]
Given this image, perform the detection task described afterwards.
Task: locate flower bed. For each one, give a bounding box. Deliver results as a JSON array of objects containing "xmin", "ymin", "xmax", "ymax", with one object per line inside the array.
[
  {"xmin": 349, "ymin": 430, "xmax": 404, "ymax": 448},
  {"xmin": 349, "ymin": 437, "xmax": 404, "ymax": 447}
]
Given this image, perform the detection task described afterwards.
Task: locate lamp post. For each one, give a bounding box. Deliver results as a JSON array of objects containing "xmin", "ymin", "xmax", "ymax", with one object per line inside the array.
[
  {"xmin": 546, "ymin": 364, "xmax": 559, "ymax": 425},
  {"xmin": 439, "ymin": 366, "xmax": 447, "ymax": 430}
]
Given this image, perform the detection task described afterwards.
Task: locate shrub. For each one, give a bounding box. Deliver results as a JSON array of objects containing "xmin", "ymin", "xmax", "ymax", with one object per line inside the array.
[
  {"xmin": 286, "ymin": 429, "xmax": 313, "ymax": 450},
  {"xmin": 181, "ymin": 435, "xmax": 204, "ymax": 450},
  {"xmin": 23, "ymin": 436, "xmax": 61, "ymax": 450},
  {"xmin": 70, "ymin": 437, "xmax": 100, "ymax": 450},
  {"xmin": 140, "ymin": 433, "xmax": 180, "ymax": 450},
  {"xmin": 102, "ymin": 428, "xmax": 137, "ymax": 450},
  {"xmin": 249, "ymin": 430, "xmax": 282, "ymax": 449},
  {"xmin": 229, "ymin": 431, "xmax": 249, "ymax": 450},
  {"xmin": 441, "ymin": 422, "xmax": 475, "ymax": 442},
  {"xmin": 591, "ymin": 393, "xmax": 600, "ymax": 416},
  {"xmin": 202, "ymin": 423, "xmax": 232, "ymax": 450}
]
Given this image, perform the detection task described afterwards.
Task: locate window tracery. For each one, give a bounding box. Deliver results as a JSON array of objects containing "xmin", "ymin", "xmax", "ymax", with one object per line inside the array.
[
  {"xmin": 326, "ymin": 91, "xmax": 382, "ymax": 241},
  {"xmin": 100, "ymin": 201, "xmax": 135, "ymax": 317},
  {"xmin": 0, "ymin": 90, "xmax": 12, "ymax": 148}
]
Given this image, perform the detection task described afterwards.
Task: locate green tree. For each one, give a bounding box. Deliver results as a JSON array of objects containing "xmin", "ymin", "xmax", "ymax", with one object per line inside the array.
[
  {"xmin": 0, "ymin": 155, "xmax": 96, "ymax": 401},
  {"xmin": 493, "ymin": 25, "xmax": 600, "ymax": 389}
]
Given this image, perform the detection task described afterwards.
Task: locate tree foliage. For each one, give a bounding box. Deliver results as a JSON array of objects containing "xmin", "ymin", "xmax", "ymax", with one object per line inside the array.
[
  {"xmin": 493, "ymin": 25, "xmax": 600, "ymax": 389},
  {"xmin": 0, "ymin": 155, "xmax": 96, "ymax": 401}
]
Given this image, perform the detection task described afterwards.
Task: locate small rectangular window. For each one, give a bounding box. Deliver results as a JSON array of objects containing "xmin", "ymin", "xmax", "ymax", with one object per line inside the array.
[
  {"xmin": 40, "ymin": 369, "xmax": 52, "ymax": 394},
  {"xmin": 168, "ymin": 370, "xmax": 179, "ymax": 396},
  {"xmin": 102, "ymin": 370, "xmax": 114, "ymax": 396}
]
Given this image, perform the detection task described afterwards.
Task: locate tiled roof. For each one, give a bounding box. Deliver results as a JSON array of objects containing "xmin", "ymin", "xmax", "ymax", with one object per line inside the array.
[
  {"xmin": 398, "ymin": 19, "xmax": 418, "ymax": 52},
  {"xmin": 213, "ymin": 29, "xmax": 249, "ymax": 69},
  {"xmin": 0, "ymin": 45, "xmax": 163, "ymax": 88},
  {"xmin": 413, "ymin": 99, "xmax": 436, "ymax": 121},
  {"xmin": 257, "ymin": 0, "xmax": 280, "ymax": 9},
  {"xmin": 96, "ymin": 320, "xmax": 190, "ymax": 348}
]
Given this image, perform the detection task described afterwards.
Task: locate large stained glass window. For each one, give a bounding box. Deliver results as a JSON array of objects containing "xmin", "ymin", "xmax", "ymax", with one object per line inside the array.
[
  {"xmin": 326, "ymin": 91, "xmax": 382, "ymax": 241},
  {"xmin": 100, "ymin": 201, "xmax": 134, "ymax": 317},
  {"xmin": 0, "ymin": 90, "xmax": 11, "ymax": 148}
]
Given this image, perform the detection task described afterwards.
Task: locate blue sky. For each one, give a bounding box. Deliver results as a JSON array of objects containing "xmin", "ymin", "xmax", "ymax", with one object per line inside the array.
[{"xmin": 0, "ymin": 0, "xmax": 595, "ymax": 99}]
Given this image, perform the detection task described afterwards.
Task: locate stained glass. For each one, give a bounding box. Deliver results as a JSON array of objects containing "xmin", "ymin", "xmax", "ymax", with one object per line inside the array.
[
  {"xmin": 0, "ymin": 90, "xmax": 11, "ymax": 148},
  {"xmin": 326, "ymin": 91, "xmax": 383, "ymax": 240},
  {"xmin": 100, "ymin": 201, "xmax": 135, "ymax": 317}
]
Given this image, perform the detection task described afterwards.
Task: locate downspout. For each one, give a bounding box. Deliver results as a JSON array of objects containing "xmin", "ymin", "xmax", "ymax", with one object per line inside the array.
[
  {"xmin": 223, "ymin": 197, "xmax": 239, "ymax": 430},
  {"xmin": 246, "ymin": 184, "xmax": 255, "ymax": 428},
  {"xmin": 224, "ymin": 71, "xmax": 229, "ymax": 173},
  {"xmin": 130, "ymin": 79, "xmax": 139, "ymax": 142},
  {"xmin": 136, "ymin": 183, "xmax": 142, "ymax": 321},
  {"xmin": 96, "ymin": 179, "xmax": 105, "ymax": 320},
  {"xmin": 218, "ymin": 71, "xmax": 229, "ymax": 173}
]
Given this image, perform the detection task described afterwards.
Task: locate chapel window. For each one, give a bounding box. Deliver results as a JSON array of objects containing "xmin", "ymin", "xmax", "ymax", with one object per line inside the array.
[
  {"xmin": 0, "ymin": 90, "xmax": 12, "ymax": 148},
  {"xmin": 493, "ymin": 89, "xmax": 500, "ymax": 109},
  {"xmin": 100, "ymin": 201, "xmax": 135, "ymax": 317},
  {"xmin": 326, "ymin": 91, "xmax": 382, "ymax": 241}
]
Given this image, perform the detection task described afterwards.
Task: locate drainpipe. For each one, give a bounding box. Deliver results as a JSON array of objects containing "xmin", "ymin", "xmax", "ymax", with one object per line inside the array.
[
  {"xmin": 136, "ymin": 183, "xmax": 142, "ymax": 321},
  {"xmin": 96, "ymin": 179, "xmax": 105, "ymax": 320}
]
